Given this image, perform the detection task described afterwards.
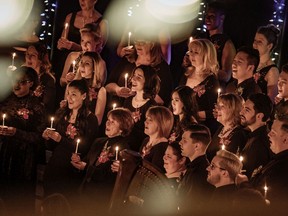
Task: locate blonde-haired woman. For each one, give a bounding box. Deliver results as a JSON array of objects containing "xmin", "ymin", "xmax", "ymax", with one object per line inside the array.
[
  {"xmin": 179, "ymin": 38, "xmax": 220, "ymax": 134},
  {"xmin": 141, "ymin": 106, "xmax": 174, "ymax": 173},
  {"xmin": 207, "ymin": 93, "xmax": 248, "ymax": 161}
]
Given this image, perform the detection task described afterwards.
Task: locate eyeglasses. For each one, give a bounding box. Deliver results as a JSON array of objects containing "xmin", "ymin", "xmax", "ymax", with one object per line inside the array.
[
  {"xmin": 209, "ymin": 162, "xmax": 226, "ymax": 171},
  {"xmin": 17, "ymin": 80, "xmax": 31, "ymax": 85}
]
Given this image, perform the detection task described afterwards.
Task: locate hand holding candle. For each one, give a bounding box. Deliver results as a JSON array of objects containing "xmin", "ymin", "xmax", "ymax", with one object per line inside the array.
[
  {"xmin": 115, "ymin": 146, "xmax": 119, "ymax": 160},
  {"xmin": 124, "ymin": 73, "xmax": 128, "ymax": 88},
  {"xmin": 75, "ymin": 139, "xmax": 80, "ymax": 154}
]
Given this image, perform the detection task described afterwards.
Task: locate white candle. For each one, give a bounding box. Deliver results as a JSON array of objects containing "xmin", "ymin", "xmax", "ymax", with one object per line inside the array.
[
  {"xmin": 12, "ymin": 53, "xmax": 16, "ymax": 67},
  {"xmin": 115, "ymin": 146, "xmax": 119, "ymax": 160},
  {"xmin": 112, "ymin": 103, "xmax": 117, "ymax": 110},
  {"xmin": 63, "ymin": 23, "xmax": 69, "ymax": 39},
  {"xmin": 124, "ymin": 73, "xmax": 128, "ymax": 88},
  {"xmin": 189, "ymin": 36, "xmax": 193, "ymax": 43},
  {"xmin": 264, "ymin": 185, "xmax": 268, "ymax": 199},
  {"xmin": 128, "ymin": 32, "xmax": 131, "ymax": 47},
  {"xmin": 221, "ymin": 144, "xmax": 225, "ymax": 150},
  {"xmin": 75, "ymin": 139, "xmax": 80, "ymax": 154},
  {"xmin": 217, "ymin": 88, "xmax": 221, "ymax": 97},
  {"xmin": 72, "ymin": 60, "xmax": 76, "ymax": 74},
  {"xmin": 239, "ymin": 156, "xmax": 244, "ymax": 162},
  {"xmin": 50, "ymin": 117, "xmax": 54, "ymax": 129},
  {"xmin": 2, "ymin": 114, "xmax": 6, "ymax": 127}
]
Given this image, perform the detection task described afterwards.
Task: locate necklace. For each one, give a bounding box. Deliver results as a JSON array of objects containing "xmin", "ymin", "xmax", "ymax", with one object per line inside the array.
[{"xmin": 257, "ymin": 59, "xmax": 271, "ymax": 72}]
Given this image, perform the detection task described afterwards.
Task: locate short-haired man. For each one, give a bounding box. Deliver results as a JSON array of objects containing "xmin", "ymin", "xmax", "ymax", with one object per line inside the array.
[
  {"xmin": 226, "ymin": 46, "xmax": 262, "ymax": 100},
  {"xmin": 206, "ymin": 149, "xmax": 242, "ymax": 214},
  {"xmin": 178, "ymin": 124, "xmax": 214, "ymax": 214},
  {"xmin": 238, "ymin": 102, "xmax": 288, "ymax": 215},
  {"xmin": 240, "ymin": 93, "xmax": 274, "ymax": 178}
]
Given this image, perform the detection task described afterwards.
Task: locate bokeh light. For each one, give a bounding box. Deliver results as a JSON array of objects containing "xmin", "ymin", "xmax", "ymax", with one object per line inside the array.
[
  {"xmin": 0, "ymin": 0, "xmax": 34, "ymax": 43},
  {"xmin": 105, "ymin": 0, "xmax": 200, "ymax": 44}
]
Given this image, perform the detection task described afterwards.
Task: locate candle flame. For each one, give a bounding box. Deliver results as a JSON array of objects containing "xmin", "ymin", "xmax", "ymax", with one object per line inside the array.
[
  {"xmin": 51, "ymin": 117, "xmax": 54, "ymax": 121},
  {"xmin": 113, "ymin": 103, "xmax": 117, "ymax": 109},
  {"xmin": 72, "ymin": 60, "xmax": 76, "ymax": 66},
  {"xmin": 189, "ymin": 36, "xmax": 193, "ymax": 43},
  {"xmin": 3, "ymin": 114, "xmax": 6, "ymax": 118},
  {"xmin": 65, "ymin": 23, "xmax": 69, "ymax": 29},
  {"xmin": 221, "ymin": 144, "xmax": 225, "ymax": 150},
  {"xmin": 12, "ymin": 53, "xmax": 16, "ymax": 58},
  {"xmin": 115, "ymin": 146, "xmax": 119, "ymax": 151},
  {"xmin": 128, "ymin": 32, "xmax": 131, "ymax": 37},
  {"xmin": 239, "ymin": 156, "xmax": 244, "ymax": 162},
  {"xmin": 264, "ymin": 185, "xmax": 268, "ymax": 191},
  {"xmin": 125, "ymin": 73, "xmax": 128, "ymax": 79},
  {"xmin": 77, "ymin": 139, "xmax": 80, "ymax": 144},
  {"xmin": 217, "ymin": 88, "xmax": 221, "ymax": 94}
]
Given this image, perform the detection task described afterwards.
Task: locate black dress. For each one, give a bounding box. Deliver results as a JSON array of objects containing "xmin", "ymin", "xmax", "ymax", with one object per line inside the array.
[
  {"xmin": 254, "ymin": 64, "xmax": 278, "ymax": 95},
  {"xmin": 0, "ymin": 93, "xmax": 46, "ymax": 215},
  {"xmin": 77, "ymin": 136, "xmax": 130, "ymax": 215},
  {"xmin": 123, "ymin": 97, "xmax": 157, "ymax": 151},
  {"xmin": 43, "ymin": 112, "xmax": 98, "ymax": 197}
]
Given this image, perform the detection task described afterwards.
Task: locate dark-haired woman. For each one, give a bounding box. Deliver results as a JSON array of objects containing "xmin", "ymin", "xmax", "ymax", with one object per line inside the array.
[
  {"xmin": 253, "ymin": 24, "xmax": 280, "ymax": 101},
  {"xmin": 123, "ymin": 65, "xmax": 159, "ymax": 151},
  {"xmin": 0, "ymin": 66, "xmax": 46, "ymax": 215},
  {"xmin": 42, "ymin": 79, "xmax": 98, "ymax": 198}
]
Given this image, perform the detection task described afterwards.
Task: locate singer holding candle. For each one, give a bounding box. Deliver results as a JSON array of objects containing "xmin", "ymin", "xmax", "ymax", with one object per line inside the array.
[
  {"xmin": 70, "ymin": 107, "xmax": 134, "ymax": 215},
  {"xmin": 0, "ymin": 66, "xmax": 46, "ymax": 215},
  {"xmin": 42, "ymin": 79, "xmax": 98, "ymax": 199}
]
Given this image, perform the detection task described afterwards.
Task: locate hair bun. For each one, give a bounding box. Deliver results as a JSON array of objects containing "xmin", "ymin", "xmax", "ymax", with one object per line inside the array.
[{"xmin": 267, "ymin": 24, "xmax": 280, "ymax": 36}]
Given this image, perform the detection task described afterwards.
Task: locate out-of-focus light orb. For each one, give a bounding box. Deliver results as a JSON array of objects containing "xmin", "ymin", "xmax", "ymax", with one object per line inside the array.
[
  {"xmin": 145, "ymin": 0, "xmax": 200, "ymax": 24},
  {"xmin": 105, "ymin": 0, "xmax": 201, "ymax": 44},
  {"xmin": 0, "ymin": 0, "xmax": 34, "ymax": 43}
]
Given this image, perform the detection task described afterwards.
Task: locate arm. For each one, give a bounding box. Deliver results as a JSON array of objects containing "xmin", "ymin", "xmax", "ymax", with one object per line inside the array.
[
  {"xmin": 95, "ymin": 87, "xmax": 106, "ymax": 125},
  {"xmin": 265, "ymin": 67, "xmax": 279, "ymax": 102},
  {"xmin": 217, "ymin": 40, "xmax": 235, "ymax": 83},
  {"xmin": 57, "ymin": 14, "xmax": 82, "ymax": 51},
  {"xmin": 60, "ymin": 52, "xmax": 78, "ymax": 87}
]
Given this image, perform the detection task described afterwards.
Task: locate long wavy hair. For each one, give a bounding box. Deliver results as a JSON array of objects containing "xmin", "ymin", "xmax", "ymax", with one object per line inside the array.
[{"xmin": 185, "ymin": 38, "xmax": 219, "ymax": 77}]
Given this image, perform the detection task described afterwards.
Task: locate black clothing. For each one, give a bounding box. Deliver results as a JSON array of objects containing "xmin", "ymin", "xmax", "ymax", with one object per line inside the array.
[
  {"xmin": 177, "ymin": 155, "xmax": 214, "ymax": 215},
  {"xmin": 207, "ymin": 125, "xmax": 248, "ymax": 162},
  {"xmin": 242, "ymin": 125, "xmax": 273, "ymax": 178},
  {"xmin": 226, "ymin": 77, "xmax": 262, "ymax": 100},
  {"xmin": 255, "ymin": 64, "xmax": 278, "ymax": 94},
  {"xmin": 123, "ymin": 97, "xmax": 156, "ymax": 151},
  {"xmin": 43, "ymin": 112, "xmax": 98, "ymax": 197}
]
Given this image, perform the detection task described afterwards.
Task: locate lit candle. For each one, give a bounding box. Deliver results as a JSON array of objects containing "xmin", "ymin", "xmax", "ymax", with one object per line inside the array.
[
  {"xmin": 63, "ymin": 23, "xmax": 69, "ymax": 39},
  {"xmin": 124, "ymin": 73, "xmax": 128, "ymax": 88},
  {"xmin": 239, "ymin": 156, "xmax": 244, "ymax": 162},
  {"xmin": 217, "ymin": 88, "xmax": 221, "ymax": 97},
  {"xmin": 189, "ymin": 36, "xmax": 193, "ymax": 43},
  {"xmin": 2, "ymin": 114, "xmax": 6, "ymax": 127},
  {"xmin": 115, "ymin": 146, "xmax": 119, "ymax": 160},
  {"xmin": 112, "ymin": 103, "xmax": 117, "ymax": 110},
  {"xmin": 50, "ymin": 117, "xmax": 54, "ymax": 129},
  {"xmin": 75, "ymin": 139, "xmax": 80, "ymax": 154},
  {"xmin": 264, "ymin": 184, "xmax": 268, "ymax": 199},
  {"xmin": 128, "ymin": 32, "xmax": 132, "ymax": 47},
  {"xmin": 221, "ymin": 144, "xmax": 225, "ymax": 150},
  {"xmin": 72, "ymin": 60, "xmax": 76, "ymax": 74},
  {"xmin": 12, "ymin": 53, "xmax": 16, "ymax": 67}
]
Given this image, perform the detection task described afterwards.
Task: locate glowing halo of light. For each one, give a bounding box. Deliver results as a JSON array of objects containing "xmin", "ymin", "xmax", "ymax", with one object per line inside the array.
[
  {"xmin": 145, "ymin": 0, "xmax": 200, "ymax": 24},
  {"xmin": 0, "ymin": 0, "xmax": 34, "ymax": 43}
]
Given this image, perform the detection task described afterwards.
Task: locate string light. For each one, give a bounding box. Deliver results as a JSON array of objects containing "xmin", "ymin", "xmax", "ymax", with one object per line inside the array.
[{"xmin": 39, "ymin": 0, "xmax": 56, "ymax": 49}]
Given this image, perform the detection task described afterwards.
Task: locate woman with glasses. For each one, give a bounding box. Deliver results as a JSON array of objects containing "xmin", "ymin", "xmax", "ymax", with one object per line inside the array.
[
  {"xmin": 0, "ymin": 66, "xmax": 46, "ymax": 215},
  {"xmin": 24, "ymin": 43, "xmax": 56, "ymax": 115},
  {"xmin": 105, "ymin": 29, "xmax": 173, "ymax": 107}
]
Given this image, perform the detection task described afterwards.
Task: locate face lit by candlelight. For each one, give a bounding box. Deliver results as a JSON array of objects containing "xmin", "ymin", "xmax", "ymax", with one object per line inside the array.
[
  {"xmin": 179, "ymin": 131, "xmax": 196, "ymax": 159},
  {"xmin": 277, "ymin": 71, "xmax": 288, "ymax": 99},
  {"xmin": 268, "ymin": 119, "xmax": 288, "ymax": 154},
  {"xmin": 253, "ymin": 33, "xmax": 272, "ymax": 56},
  {"xmin": 206, "ymin": 156, "xmax": 225, "ymax": 187},
  {"xmin": 78, "ymin": 56, "xmax": 94, "ymax": 79},
  {"xmin": 171, "ymin": 92, "xmax": 184, "ymax": 117},
  {"xmin": 144, "ymin": 114, "xmax": 159, "ymax": 137},
  {"xmin": 13, "ymin": 75, "xmax": 33, "ymax": 97},
  {"xmin": 240, "ymin": 99, "xmax": 257, "ymax": 127},
  {"xmin": 134, "ymin": 39, "xmax": 153, "ymax": 56},
  {"xmin": 81, "ymin": 32, "xmax": 98, "ymax": 52},
  {"xmin": 66, "ymin": 86, "xmax": 86, "ymax": 111},
  {"xmin": 216, "ymin": 101, "xmax": 230, "ymax": 124},
  {"xmin": 105, "ymin": 115, "xmax": 122, "ymax": 138},
  {"xmin": 131, "ymin": 68, "xmax": 145, "ymax": 92},
  {"xmin": 163, "ymin": 145, "xmax": 185, "ymax": 175},
  {"xmin": 25, "ymin": 46, "xmax": 41, "ymax": 71},
  {"xmin": 187, "ymin": 44, "xmax": 204, "ymax": 68},
  {"xmin": 79, "ymin": 0, "xmax": 97, "ymax": 10}
]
